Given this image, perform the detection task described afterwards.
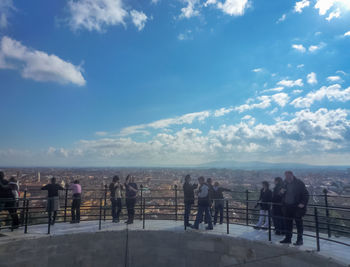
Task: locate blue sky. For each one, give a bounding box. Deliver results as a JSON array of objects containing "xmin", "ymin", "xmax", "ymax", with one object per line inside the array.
[{"xmin": 0, "ymin": 0, "xmax": 350, "ymax": 167}]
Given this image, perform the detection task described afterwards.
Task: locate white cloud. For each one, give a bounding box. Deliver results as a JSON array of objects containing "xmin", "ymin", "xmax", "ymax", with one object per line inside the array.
[
  {"xmin": 68, "ymin": 0, "xmax": 128, "ymax": 32},
  {"xmin": 0, "ymin": 0, "xmax": 15, "ymax": 29},
  {"xmin": 151, "ymin": 0, "xmax": 160, "ymax": 4},
  {"xmin": 95, "ymin": 131, "xmax": 108, "ymax": 136},
  {"xmin": 271, "ymin": 93, "xmax": 290, "ymax": 107},
  {"xmin": 261, "ymin": 87, "xmax": 284, "ymax": 94},
  {"xmin": 291, "ymin": 84, "xmax": 350, "ymax": 108},
  {"xmin": 293, "ymin": 89, "xmax": 303, "ymax": 94},
  {"xmin": 216, "ymin": 0, "xmax": 249, "ymax": 16},
  {"xmin": 314, "ymin": 0, "xmax": 350, "ymax": 20},
  {"xmin": 177, "ymin": 30, "xmax": 193, "ymax": 41},
  {"xmin": 276, "ymin": 14, "xmax": 286, "ymax": 23},
  {"xmin": 308, "ymin": 42, "xmax": 326, "ymax": 52},
  {"xmin": 180, "ymin": 0, "xmax": 200, "ymax": 19},
  {"xmin": 344, "ymin": 31, "xmax": 350, "ymax": 37},
  {"xmin": 327, "ymin": 75, "xmax": 341, "ymax": 82},
  {"xmin": 307, "ymin": 72, "xmax": 317, "ymax": 85},
  {"xmin": 326, "ymin": 8, "xmax": 340, "ymax": 20},
  {"xmin": 0, "ymin": 36, "xmax": 86, "ymax": 86},
  {"xmin": 252, "ymin": 68, "xmax": 263, "ymax": 72},
  {"xmin": 277, "ymin": 79, "xmax": 304, "ymax": 87},
  {"xmin": 130, "ymin": 10, "xmax": 148, "ymax": 31},
  {"xmin": 297, "ymin": 64, "xmax": 304, "ymax": 68},
  {"xmin": 292, "ymin": 44, "xmax": 306, "ymax": 53},
  {"xmin": 294, "ymin": 0, "xmax": 310, "ymax": 13},
  {"xmin": 214, "ymin": 107, "xmax": 234, "ymax": 117}
]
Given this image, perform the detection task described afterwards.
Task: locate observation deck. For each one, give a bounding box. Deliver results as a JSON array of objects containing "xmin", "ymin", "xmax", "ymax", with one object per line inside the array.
[{"xmin": 0, "ymin": 219, "xmax": 349, "ymax": 267}]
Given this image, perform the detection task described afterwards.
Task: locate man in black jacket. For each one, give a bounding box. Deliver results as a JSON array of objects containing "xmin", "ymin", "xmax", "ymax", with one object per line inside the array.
[
  {"xmin": 183, "ymin": 175, "xmax": 197, "ymax": 227},
  {"xmin": 280, "ymin": 171, "xmax": 309, "ymax": 246}
]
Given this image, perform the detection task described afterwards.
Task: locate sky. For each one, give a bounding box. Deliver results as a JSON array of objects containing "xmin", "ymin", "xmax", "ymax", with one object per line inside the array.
[{"xmin": 0, "ymin": 0, "xmax": 350, "ymax": 167}]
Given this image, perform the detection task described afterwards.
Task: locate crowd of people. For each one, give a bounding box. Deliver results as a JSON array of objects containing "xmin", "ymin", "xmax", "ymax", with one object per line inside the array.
[
  {"xmin": 1, "ymin": 170, "xmax": 309, "ymax": 246},
  {"xmin": 183, "ymin": 171, "xmax": 309, "ymax": 246}
]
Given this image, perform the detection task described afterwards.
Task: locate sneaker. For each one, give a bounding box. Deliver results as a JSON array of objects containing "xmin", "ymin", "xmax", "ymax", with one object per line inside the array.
[
  {"xmin": 206, "ymin": 227, "xmax": 213, "ymax": 230},
  {"xmin": 124, "ymin": 220, "xmax": 129, "ymax": 224},
  {"xmin": 185, "ymin": 223, "xmax": 192, "ymax": 227},
  {"xmin": 190, "ymin": 225, "xmax": 199, "ymax": 230},
  {"xmin": 293, "ymin": 240, "xmax": 303, "ymax": 246},
  {"xmin": 126, "ymin": 221, "xmax": 133, "ymax": 225},
  {"xmin": 253, "ymin": 226, "xmax": 261, "ymax": 230},
  {"xmin": 280, "ymin": 238, "xmax": 291, "ymax": 244},
  {"xmin": 70, "ymin": 221, "xmax": 76, "ymax": 224}
]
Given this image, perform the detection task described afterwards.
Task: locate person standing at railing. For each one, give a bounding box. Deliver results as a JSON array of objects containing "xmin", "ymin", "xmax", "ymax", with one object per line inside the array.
[
  {"xmin": 206, "ymin": 178, "xmax": 214, "ymax": 224},
  {"xmin": 280, "ymin": 171, "xmax": 309, "ymax": 246},
  {"xmin": 41, "ymin": 177, "xmax": 65, "ymax": 225},
  {"xmin": 191, "ymin": 176, "xmax": 213, "ymax": 230},
  {"xmin": 213, "ymin": 182, "xmax": 231, "ymax": 225},
  {"xmin": 0, "ymin": 172, "xmax": 19, "ymax": 229},
  {"xmin": 109, "ymin": 175, "xmax": 123, "ymax": 223},
  {"xmin": 272, "ymin": 177, "xmax": 284, "ymax": 235},
  {"xmin": 254, "ymin": 181, "xmax": 272, "ymax": 230},
  {"xmin": 183, "ymin": 174, "xmax": 198, "ymax": 227},
  {"xmin": 69, "ymin": 180, "xmax": 82, "ymax": 224},
  {"xmin": 125, "ymin": 175, "xmax": 138, "ymax": 224}
]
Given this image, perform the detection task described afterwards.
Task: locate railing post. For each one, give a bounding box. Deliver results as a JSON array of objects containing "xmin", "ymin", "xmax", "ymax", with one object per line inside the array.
[
  {"xmin": 103, "ymin": 184, "xmax": 107, "ymax": 221},
  {"xmin": 175, "ymin": 185, "xmax": 178, "ymax": 221},
  {"xmin": 21, "ymin": 190, "xmax": 27, "ymax": 225},
  {"xmin": 99, "ymin": 198, "xmax": 102, "ymax": 230},
  {"xmin": 314, "ymin": 207, "xmax": 320, "ymax": 252},
  {"xmin": 24, "ymin": 199, "xmax": 29, "ymax": 234},
  {"xmin": 268, "ymin": 209, "xmax": 271, "ymax": 241},
  {"xmin": 323, "ymin": 189, "xmax": 331, "ymax": 238},
  {"xmin": 140, "ymin": 184, "xmax": 143, "ymax": 220},
  {"xmin": 226, "ymin": 200, "xmax": 229, "ymax": 234},
  {"xmin": 245, "ymin": 190, "xmax": 249, "ymax": 225},
  {"xmin": 143, "ymin": 197, "xmax": 145, "ymax": 230},
  {"xmin": 64, "ymin": 187, "xmax": 68, "ymax": 222}
]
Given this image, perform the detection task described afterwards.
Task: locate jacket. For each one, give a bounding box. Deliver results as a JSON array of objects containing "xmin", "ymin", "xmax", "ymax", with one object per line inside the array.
[{"xmin": 183, "ymin": 182, "xmax": 197, "ymax": 204}]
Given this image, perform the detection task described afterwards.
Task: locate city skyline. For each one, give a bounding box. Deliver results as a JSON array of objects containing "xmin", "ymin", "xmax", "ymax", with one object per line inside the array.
[{"xmin": 1, "ymin": 0, "xmax": 350, "ymax": 167}]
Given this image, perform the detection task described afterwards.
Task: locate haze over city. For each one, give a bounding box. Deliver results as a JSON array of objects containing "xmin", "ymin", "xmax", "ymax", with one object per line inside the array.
[{"xmin": 1, "ymin": 0, "xmax": 350, "ymax": 167}]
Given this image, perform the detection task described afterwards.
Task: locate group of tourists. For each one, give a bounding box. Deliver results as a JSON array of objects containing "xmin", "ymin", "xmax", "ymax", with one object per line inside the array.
[
  {"xmin": 1, "ymin": 170, "xmax": 309, "ymax": 246},
  {"xmin": 183, "ymin": 171, "xmax": 309, "ymax": 246},
  {"xmin": 183, "ymin": 175, "xmax": 231, "ymax": 230},
  {"xmin": 254, "ymin": 171, "xmax": 309, "ymax": 246}
]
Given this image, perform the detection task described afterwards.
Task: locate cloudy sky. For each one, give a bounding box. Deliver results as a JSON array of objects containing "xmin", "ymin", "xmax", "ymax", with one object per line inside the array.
[{"xmin": 1, "ymin": 0, "xmax": 350, "ymax": 167}]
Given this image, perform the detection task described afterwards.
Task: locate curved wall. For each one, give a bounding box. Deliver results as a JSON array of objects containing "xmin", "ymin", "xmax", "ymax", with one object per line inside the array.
[{"xmin": 0, "ymin": 230, "xmax": 345, "ymax": 267}]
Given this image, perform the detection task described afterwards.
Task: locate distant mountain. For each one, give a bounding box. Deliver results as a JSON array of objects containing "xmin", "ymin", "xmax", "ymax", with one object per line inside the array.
[{"xmin": 197, "ymin": 161, "xmax": 350, "ymax": 170}]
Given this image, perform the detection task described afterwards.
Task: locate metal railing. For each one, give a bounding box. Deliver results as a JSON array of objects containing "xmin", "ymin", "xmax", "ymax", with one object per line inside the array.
[{"xmin": 1, "ymin": 186, "xmax": 350, "ymax": 252}]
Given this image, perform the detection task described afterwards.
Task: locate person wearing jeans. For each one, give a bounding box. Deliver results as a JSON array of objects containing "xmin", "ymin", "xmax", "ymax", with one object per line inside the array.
[
  {"xmin": 191, "ymin": 177, "xmax": 213, "ymax": 230},
  {"xmin": 213, "ymin": 182, "xmax": 231, "ymax": 225},
  {"xmin": 124, "ymin": 175, "xmax": 138, "ymax": 224},
  {"xmin": 109, "ymin": 175, "xmax": 123, "ymax": 223},
  {"xmin": 69, "ymin": 180, "xmax": 81, "ymax": 223},
  {"xmin": 183, "ymin": 174, "xmax": 198, "ymax": 227}
]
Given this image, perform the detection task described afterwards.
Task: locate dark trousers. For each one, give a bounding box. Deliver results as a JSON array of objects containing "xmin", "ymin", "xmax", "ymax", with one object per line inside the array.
[
  {"xmin": 284, "ymin": 205, "xmax": 304, "ymax": 240},
  {"xmin": 126, "ymin": 198, "xmax": 136, "ymax": 222},
  {"xmin": 111, "ymin": 198, "xmax": 122, "ymax": 221},
  {"xmin": 194, "ymin": 204, "xmax": 213, "ymax": 229},
  {"xmin": 214, "ymin": 200, "xmax": 224, "ymax": 224},
  {"xmin": 184, "ymin": 202, "xmax": 192, "ymax": 226},
  {"xmin": 71, "ymin": 195, "xmax": 81, "ymax": 222},
  {"xmin": 272, "ymin": 205, "xmax": 284, "ymax": 233},
  {"xmin": 3, "ymin": 200, "xmax": 19, "ymax": 227}
]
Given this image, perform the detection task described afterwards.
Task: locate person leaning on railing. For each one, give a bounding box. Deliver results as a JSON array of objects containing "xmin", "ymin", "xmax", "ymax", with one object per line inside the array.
[
  {"xmin": 124, "ymin": 175, "xmax": 138, "ymax": 224},
  {"xmin": 213, "ymin": 182, "xmax": 231, "ymax": 225},
  {"xmin": 41, "ymin": 177, "xmax": 65, "ymax": 225},
  {"xmin": 0, "ymin": 171, "xmax": 19, "ymax": 229},
  {"xmin": 279, "ymin": 171, "xmax": 309, "ymax": 246},
  {"xmin": 69, "ymin": 180, "xmax": 82, "ymax": 224},
  {"xmin": 183, "ymin": 174, "xmax": 198, "ymax": 227}
]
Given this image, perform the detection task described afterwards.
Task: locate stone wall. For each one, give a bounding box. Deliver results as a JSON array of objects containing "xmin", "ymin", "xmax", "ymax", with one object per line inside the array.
[{"xmin": 0, "ymin": 230, "xmax": 346, "ymax": 267}]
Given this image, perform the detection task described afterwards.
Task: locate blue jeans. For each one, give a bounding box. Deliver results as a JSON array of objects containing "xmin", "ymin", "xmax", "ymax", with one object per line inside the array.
[{"xmin": 194, "ymin": 204, "xmax": 213, "ymax": 229}]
